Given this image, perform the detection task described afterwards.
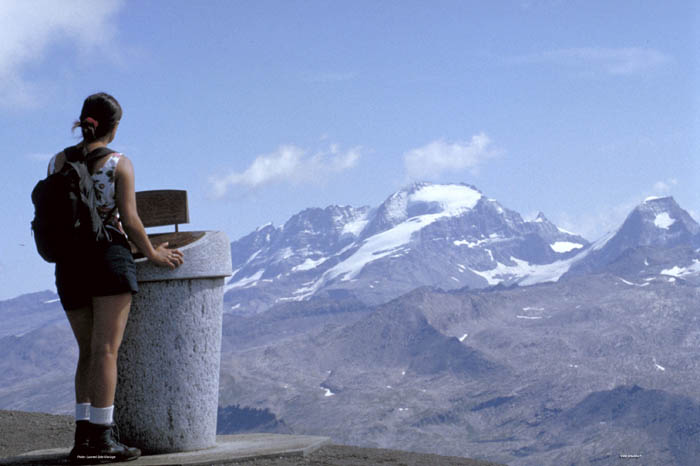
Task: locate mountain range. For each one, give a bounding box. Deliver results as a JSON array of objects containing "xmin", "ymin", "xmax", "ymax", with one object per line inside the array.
[
  {"xmin": 225, "ymin": 183, "xmax": 700, "ymax": 314},
  {"xmin": 2, "ymin": 182, "xmax": 700, "ymax": 465}
]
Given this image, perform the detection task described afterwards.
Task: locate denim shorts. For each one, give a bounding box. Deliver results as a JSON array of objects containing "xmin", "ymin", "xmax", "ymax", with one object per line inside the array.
[{"xmin": 55, "ymin": 232, "xmax": 138, "ymax": 311}]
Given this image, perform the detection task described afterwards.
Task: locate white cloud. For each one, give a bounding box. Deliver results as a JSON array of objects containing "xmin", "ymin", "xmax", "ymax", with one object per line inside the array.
[
  {"xmin": 403, "ymin": 133, "xmax": 497, "ymax": 180},
  {"xmin": 210, "ymin": 144, "xmax": 361, "ymax": 198},
  {"xmin": 0, "ymin": 0, "xmax": 124, "ymax": 108},
  {"xmin": 510, "ymin": 47, "xmax": 672, "ymax": 76},
  {"xmin": 652, "ymin": 178, "xmax": 678, "ymax": 195}
]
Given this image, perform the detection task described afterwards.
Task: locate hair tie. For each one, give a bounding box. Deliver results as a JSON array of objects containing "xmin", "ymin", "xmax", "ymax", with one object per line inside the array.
[{"xmin": 84, "ymin": 117, "xmax": 99, "ymax": 128}]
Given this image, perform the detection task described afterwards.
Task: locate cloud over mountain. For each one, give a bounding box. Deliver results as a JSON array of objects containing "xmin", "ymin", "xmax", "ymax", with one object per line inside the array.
[
  {"xmin": 403, "ymin": 133, "xmax": 498, "ymax": 180},
  {"xmin": 210, "ymin": 143, "xmax": 361, "ymax": 197}
]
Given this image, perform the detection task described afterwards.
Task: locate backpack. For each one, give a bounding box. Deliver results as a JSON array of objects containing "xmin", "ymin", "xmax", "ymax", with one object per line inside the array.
[{"xmin": 31, "ymin": 145, "xmax": 116, "ymax": 263}]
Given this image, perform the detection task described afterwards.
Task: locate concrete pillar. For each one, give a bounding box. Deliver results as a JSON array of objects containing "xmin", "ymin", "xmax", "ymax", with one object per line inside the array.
[{"xmin": 115, "ymin": 231, "xmax": 232, "ymax": 454}]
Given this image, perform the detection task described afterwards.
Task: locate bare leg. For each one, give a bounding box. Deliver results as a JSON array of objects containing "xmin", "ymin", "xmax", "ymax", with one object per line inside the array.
[
  {"xmin": 90, "ymin": 293, "xmax": 132, "ymax": 408},
  {"xmin": 66, "ymin": 307, "xmax": 93, "ymax": 404}
]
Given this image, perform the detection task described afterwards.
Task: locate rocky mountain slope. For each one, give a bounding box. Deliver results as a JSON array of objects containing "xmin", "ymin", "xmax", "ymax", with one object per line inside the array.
[
  {"xmin": 225, "ymin": 183, "xmax": 590, "ymax": 314},
  {"xmin": 219, "ymin": 273, "xmax": 700, "ymax": 465},
  {"xmin": 0, "ymin": 291, "xmax": 63, "ymax": 339}
]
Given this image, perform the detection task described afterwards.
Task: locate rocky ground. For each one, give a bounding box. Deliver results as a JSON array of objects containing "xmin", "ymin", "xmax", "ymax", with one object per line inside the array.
[{"xmin": 0, "ymin": 410, "xmax": 503, "ymax": 466}]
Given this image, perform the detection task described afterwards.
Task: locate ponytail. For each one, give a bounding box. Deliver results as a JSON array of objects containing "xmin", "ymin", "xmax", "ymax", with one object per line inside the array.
[{"xmin": 72, "ymin": 93, "xmax": 122, "ymax": 143}]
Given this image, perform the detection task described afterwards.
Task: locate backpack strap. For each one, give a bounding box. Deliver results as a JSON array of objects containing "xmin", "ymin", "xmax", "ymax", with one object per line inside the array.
[
  {"xmin": 85, "ymin": 146, "xmax": 116, "ymax": 163},
  {"xmin": 63, "ymin": 145, "xmax": 116, "ymax": 164},
  {"xmin": 61, "ymin": 145, "xmax": 117, "ymax": 244},
  {"xmin": 63, "ymin": 145, "xmax": 81, "ymax": 163}
]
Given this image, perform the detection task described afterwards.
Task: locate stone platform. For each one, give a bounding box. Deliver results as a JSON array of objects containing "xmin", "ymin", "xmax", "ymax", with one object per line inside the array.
[{"xmin": 0, "ymin": 434, "xmax": 331, "ymax": 466}]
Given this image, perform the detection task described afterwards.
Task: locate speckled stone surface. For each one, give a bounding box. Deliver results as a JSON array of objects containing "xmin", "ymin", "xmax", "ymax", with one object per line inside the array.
[
  {"xmin": 115, "ymin": 231, "xmax": 231, "ymax": 454},
  {"xmin": 135, "ymin": 231, "xmax": 232, "ymax": 283}
]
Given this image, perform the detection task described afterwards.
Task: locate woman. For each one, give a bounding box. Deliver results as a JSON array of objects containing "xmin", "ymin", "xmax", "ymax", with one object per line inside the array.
[{"xmin": 48, "ymin": 93, "xmax": 184, "ymax": 463}]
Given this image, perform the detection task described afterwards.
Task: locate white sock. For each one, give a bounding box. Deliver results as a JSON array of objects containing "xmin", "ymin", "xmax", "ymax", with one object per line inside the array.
[
  {"xmin": 90, "ymin": 405, "xmax": 114, "ymax": 426},
  {"xmin": 75, "ymin": 403, "xmax": 91, "ymax": 422}
]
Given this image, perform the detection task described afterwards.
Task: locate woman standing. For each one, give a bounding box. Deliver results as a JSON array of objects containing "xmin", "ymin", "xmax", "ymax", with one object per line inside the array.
[{"xmin": 48, "ymin": 93, "xmax": 184, "ymax": 463}]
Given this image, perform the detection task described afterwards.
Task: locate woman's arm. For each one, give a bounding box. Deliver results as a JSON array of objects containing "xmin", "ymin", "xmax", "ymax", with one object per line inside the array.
[{"xmin": 115, "ymin": 156, "xmax": 184, "ymax": 269}]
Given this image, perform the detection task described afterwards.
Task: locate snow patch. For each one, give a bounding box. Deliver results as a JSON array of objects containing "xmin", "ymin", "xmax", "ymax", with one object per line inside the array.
[
  {"xmin": 550, "ymin": 241, "xmax": 584, "ymax": 253},
  {"xmin": 324, "ymin": 211, "xmax": 449, "ymax": 281},
  {"xmin": 292, "ymin": 257, "xmax": 328, "ymax": 272},
  {"xmin": 654, "ymin": 212, "xmax": 675, "ymax": 230},
  {"xmin": 293, "ymin": 284, "xmax": 316, "ymax": 296},
  {"xmin": 516, "ymin": 315, "xmax": 543, "ymax": 320},
  {"xmin": 617, "ymin": 277, "xmax": 650, "ymax": 287},
  {"xmin": 249, "ymin": 250, "xmax": 262, "ymax": 262},
  {"xmin": 653, "ymin": 358, "xmax": 666, "ymax": 372},
  {"xmin": 321, "ymin": 387, "xmax": 335, "ymax": 397},
  {"xmin": 342, "ymin": 212, "xmax": 370, "ymax": 236},
  {"xmin": 661, "ymin": 266, "xmax": 683, "ymax": 277},
  {"xmin": 389, "ymin": 249, "xmax": 411, "ymax": 259},
  {"xmin": 277, "ymin": 276, "xmax": 327, "ymax": 302},
  {"xmin": 459, "ymin": 333, "xmax": 468, "ymax": 342},
  {"xmin": 225, "ymin": 269, "xmax": 264, "ymax": 291},
  {"xmin": 44, "ymin": 298, "xmax": 60, "ymax": 304},
  {"xmin": 661, "ymin": 260, "xmax": 700, "ymax": 278},
  {"xmin": 278, "ymin": 248, "xmax": 295, "ymax": 260},
  {"xmin": 409, "ymin": 184, "xmax": 482, "ymax": 213},
  {"xmin": 471, "ymin": 255, "xmax": 576, "ymax": 287},
  {"xmin": 454, "ymin": 238, "xmax": 488, "ymax": 248}
]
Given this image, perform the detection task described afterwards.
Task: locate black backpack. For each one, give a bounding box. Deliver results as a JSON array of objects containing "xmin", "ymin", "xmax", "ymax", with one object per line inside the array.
[{"xmin": 31, "ymin": 145, "xmax": 116, "ymax": 263}]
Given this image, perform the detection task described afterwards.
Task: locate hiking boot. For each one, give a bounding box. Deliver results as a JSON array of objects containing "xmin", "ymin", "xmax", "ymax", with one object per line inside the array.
[
  {"xmin": 77, "ymin": 422, "xmax": 141, "ymax": 464},
  {"xmin": 68, "ymin": 420, "xmax": 91, "ymax": 463}
]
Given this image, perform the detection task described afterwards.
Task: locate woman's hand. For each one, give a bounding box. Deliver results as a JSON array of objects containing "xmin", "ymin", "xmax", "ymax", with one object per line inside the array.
[
  {"xmin": 115, "ymin": 156, "xmax": 185, "ymax": 269},
  {"xmin": 148, "ymin": 242, "xmax": 184, "ymax": 269}
]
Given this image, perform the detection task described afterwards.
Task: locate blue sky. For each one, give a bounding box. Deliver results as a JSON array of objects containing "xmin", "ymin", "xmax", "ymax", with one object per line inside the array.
[{"xmin": 1, "ymin": 0, "xmax": 698, "ymax": 299}]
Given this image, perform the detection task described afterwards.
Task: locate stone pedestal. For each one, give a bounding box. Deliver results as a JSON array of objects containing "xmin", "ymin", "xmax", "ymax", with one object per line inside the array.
[{"xmin": 115, "ymin": 231, "xmax": 232, "ymax": 454}]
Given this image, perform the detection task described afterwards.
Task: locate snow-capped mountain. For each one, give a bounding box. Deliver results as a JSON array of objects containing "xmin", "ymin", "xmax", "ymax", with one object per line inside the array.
[
  {"xmin": 225, "ymin": 182, "xmax": 589, "ymax": 313},
  {"xmin": 566, "ymin": 196, "xmax": 700, "ymax": 280}
]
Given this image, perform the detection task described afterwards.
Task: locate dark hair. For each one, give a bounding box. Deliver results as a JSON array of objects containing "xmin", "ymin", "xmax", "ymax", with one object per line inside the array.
[{"xmin": 72, "ymin": 92, "xmax": 122, "ymax": 142}]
